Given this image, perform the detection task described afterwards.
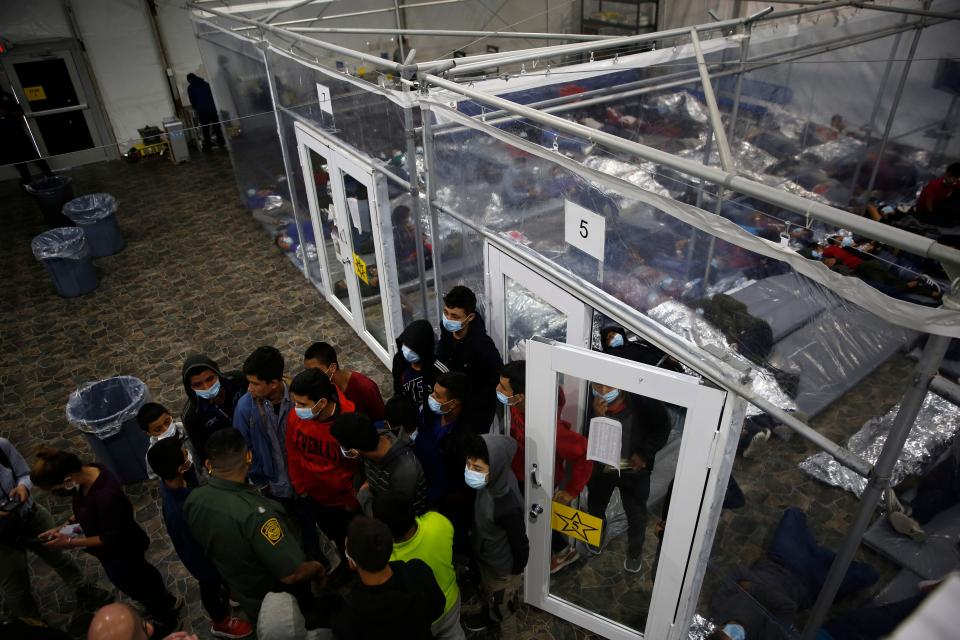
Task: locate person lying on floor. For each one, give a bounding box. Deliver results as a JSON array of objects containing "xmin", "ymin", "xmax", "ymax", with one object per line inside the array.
[
  {"xmin": 799, "ymin": 242, "xmax": 941, "ymax": 304},
  {"xmin": 708, "ymin": 507, "xmax": 879, "ymax": 640},
  {"xmin": 883, "ymin": 439, "xmax": 960, "ymax": 541}
]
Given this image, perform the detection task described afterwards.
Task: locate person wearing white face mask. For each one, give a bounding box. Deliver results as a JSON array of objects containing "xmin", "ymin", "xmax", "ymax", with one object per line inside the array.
[
  {"xmin": 147, "ymin": 438, "xmax": 253, "ymax": 639},
  {"xmin": 586, "ymin": 382, "xmax": 671, "ymax": 575},
  {"xmin": 138, "ymin": 402, "xmax": 198, "ymax": 482},
  {"xmin": 390, "ymin": 319, "xmax": 449, "ymax": 432},
  {"xmin": 461, "ymin": 434, "xmax": 528, "ymax": 633}
]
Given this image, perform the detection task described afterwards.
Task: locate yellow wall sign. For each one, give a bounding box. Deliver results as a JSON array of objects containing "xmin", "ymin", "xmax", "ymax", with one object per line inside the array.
[
  {"xmin": 550, "ymin": 501, "xmax": 603, "ymax": 546},
  {"xmin": 24, "ymin": 86, "xmax": 47, "ymax": 101},
  {"xmin": 353, "ymin": 253, "xmax": 369, "ymax": 285}
]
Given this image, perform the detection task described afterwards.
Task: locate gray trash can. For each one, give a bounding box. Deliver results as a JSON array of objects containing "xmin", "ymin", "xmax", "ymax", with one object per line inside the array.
[
  {"xmin": 62, "ymin": 193, "xmax": 124, "ymax": 257},
  {"xmin": 66, "ymin": 376, "xmax": 151, "ymax": 484},
  {"xmin": 26, "ymin": 175, "xmax": 75, "ymax": 228},
  {"xmin": 31, "ymin": 227, "xmax": 98, "ymax": 298}
]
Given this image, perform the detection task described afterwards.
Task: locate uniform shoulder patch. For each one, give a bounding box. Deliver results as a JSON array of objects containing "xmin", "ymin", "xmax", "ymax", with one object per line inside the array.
[{"xmin": 260, "ymin": 517, "xmax": 284, "ymax": 546}]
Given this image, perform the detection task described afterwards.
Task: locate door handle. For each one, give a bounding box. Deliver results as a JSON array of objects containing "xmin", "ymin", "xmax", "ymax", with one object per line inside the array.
[
  {"xmin": 529, "ymin": 503, "xmax": 544, "ymax": 521},
  {"xmin": 530, "ymin": 463, "xmax": 542, "ymax": 488}
]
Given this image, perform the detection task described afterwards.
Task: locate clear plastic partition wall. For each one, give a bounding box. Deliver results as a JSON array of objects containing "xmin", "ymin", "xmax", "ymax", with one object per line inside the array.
[{"xmin": 421, "ymin": 3, "xmax": 960, "ymax": 635}]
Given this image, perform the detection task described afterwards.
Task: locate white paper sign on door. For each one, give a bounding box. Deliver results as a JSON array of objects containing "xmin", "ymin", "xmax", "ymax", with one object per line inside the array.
[
  {"xmin": 564, "ymin": 199, "xmax": 606, "ymax": 261},
  {"xmin": 346, "ymin": 197, "xmax": 361, "ymax": 230},
  {"xmin": 586, "ymin": 416, "xmax": 622, "ymax": 471},
  {"xmin": 316, "ymin": 83, "xmax": 333, "ymax": 115}
]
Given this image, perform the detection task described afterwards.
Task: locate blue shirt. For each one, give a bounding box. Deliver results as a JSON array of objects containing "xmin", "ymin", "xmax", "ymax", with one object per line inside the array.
[
  {"xmin": 159, "ymin": 482, "xmax": 222, "ymax": 583},
  {"xmin": 0, "ymin": 438, "xmax": 33, "ymax": 512},
  {"xmin": 233, "ymin": 385, "xmax": 293, "ymax": 498}
]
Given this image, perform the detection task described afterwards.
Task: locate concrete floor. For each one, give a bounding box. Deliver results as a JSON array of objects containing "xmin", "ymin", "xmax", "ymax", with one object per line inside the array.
[{"xmin": 0, "ymin": 152, "xmax": 903, "ymax": 639}]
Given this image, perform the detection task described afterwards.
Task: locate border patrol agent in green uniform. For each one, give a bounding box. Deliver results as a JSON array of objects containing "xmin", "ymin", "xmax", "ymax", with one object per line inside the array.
[{"xmin": 185, "ymin": 428, "xmax": 325, "ymax": 622}]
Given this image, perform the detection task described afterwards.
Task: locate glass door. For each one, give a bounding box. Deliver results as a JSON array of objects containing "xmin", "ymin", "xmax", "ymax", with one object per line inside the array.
[
  {"xmin": 1, "ymin": 43, "xmax": 113, "ymax": 167},
  {"xmin": 486, "ymin": 243, "xmax": 593, "ymax": 433},
  {"xmin": 295, "ymin": 123, "xmax": 402, "ymax": 367},
  {"xmin": 524, "ymin": 338, "xmax": 729, "ymax": 639}
]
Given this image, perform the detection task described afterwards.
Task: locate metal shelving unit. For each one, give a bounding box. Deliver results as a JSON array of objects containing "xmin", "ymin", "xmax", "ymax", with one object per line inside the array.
[{"xmin": 580, "ymin": 0, "xmax": 659, "ymax": 35}]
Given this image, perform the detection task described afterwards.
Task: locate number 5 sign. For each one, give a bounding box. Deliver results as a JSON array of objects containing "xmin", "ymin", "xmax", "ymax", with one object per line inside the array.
[{"xmin": 564, "ymin": 199, "xmax": 606, "ymax": 262}]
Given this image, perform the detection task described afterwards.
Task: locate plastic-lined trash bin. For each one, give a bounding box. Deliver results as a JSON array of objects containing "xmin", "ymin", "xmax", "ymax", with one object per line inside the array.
[
  {"xmin": 66, "ymin": 376, "xmax": 151, "ymax": 484},
  {"xmin": 62, "ymin": 193, "xmax": 125, "ymax": 257},
  {"xmin": 31, "ymin": 227, "xmax": 98, "ymax": 298},
  {"xmin": 26, "ymin": 175, "xmax": 75, "ymax": 228}
]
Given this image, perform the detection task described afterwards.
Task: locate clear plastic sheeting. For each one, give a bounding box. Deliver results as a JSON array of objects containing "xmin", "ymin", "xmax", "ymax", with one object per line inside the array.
[
  {"xmin": 31, "ymin": 227, "xmax": 90, "ymax": 261},
  {"xmin": 799, "ymin": 392, "xmax": 960, "ymax": 497},
  {"xmin": 648, "ymin": 300, "xmax": 797, "ymax": 417},
  {"xmin": 62, "ymin": 194, "xmax": 118, "ymax": 222},
  {"xmin": 66, "ymin": 376, "xmax": 150, "ymax": 439}
]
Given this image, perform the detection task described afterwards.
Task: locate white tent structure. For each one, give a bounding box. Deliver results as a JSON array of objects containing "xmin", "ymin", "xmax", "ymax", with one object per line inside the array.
[{"xmin": 188, "ymin": 2, "xmax": 960, "ymax": 637}]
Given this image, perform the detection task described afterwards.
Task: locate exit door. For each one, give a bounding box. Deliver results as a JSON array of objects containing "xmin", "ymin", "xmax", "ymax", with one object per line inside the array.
[
  {"xmin": 295, "ymin": 122, "xmax": 404, "ymax": 367},
  {"xmin": 524, "ymin": 338, "xmax": 730, "ymax": 639},
  {"xmin": 1, "ymin": 41, "xmax": 114, "ymax": 168}
]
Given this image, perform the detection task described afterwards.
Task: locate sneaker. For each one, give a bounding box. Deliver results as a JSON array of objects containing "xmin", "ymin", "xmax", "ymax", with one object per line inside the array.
[
  {"xmin": 229, "ymin": 598, "xmax": 240, "ymax": 608},
  {"xmin": 743, "ymin": 428, "xmax": 771, "ymax": 459},
  {"xmin": 462, "ymin": 610, "xmax": 492, "ymax": 632},
  {"xmin": 888, "ymin": 511, "xmax": 926, "ymax": 541},
  {"xmin": 550, "ymin": 547, "xmax": 581, "ymax": 574},
  {"xmin": 624, "ymin": 555, "xmax": 642, "ymax": 573},
  {"xmin": 587, "ymin": 544, "xmax": 603, "ymax": 557},
  {"xmin": 76, "ymin": 585, "xmax": 113, "ymax": 609},
  {"xmin": 210, "ymin": 615, "xmax": 254, "ymax": 638}
]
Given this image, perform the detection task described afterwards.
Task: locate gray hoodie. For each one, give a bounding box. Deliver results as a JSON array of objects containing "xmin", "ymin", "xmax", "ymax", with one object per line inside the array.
[{"xmin": 471, "ymin": 434, "xmax": 529, "ymax": 577}]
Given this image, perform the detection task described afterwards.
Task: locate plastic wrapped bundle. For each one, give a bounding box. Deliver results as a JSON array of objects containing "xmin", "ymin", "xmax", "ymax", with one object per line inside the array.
[{"xmin": 799, "ymin": 392, "xmax": 960, "ymax": 497}]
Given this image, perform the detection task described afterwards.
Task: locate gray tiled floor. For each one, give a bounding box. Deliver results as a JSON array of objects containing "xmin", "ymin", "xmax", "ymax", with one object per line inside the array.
[{"xmin": 1, "ymin": 152, "xmax": 902, "ymax": 639}]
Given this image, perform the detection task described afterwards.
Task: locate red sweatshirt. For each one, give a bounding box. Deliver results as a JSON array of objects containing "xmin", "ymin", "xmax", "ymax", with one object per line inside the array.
[
  {"xmin": 508, "ymin": 404, "xmax": 593, "ymax": 497},
  {"xmin": 286, "ymin": 390, "xmax": 359, "ymax": 509},
  {"xmin": 822, "ymin": 245, "xmax": 863, "ymax": 271},
  {"xmin": 343, "ymin": 372, "xmax": 385, "ymax": 422}
]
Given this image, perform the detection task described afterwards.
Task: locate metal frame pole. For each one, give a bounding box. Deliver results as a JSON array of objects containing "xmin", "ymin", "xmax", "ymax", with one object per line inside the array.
[
  {"xmin": 800, "ymin": 333, "xmax": 952, "ymax": 639},
  {"xmin": 421, "ymin": 73, "xmax": 960, "ymax": 269},
  {"xmin": 419, "ymin": 103, "xmax": 445, "ymax": 327},
  {"xmin": 690, "ymin": 27, "xmax": 733, "ymax": 171},
  {"xmin": 286, "ymin": 27, "xmax": 613, "ymax": 41},
  {"xmin": 437, "ymin": 2, "xmax": 852, "ymax": 76},
  {"xmin": 863, "ymin": 2, "xmax": 930, "ymax": 199},
  {"xmin": 850, "ymin": 1, "xmax": 960, "ymax": 21},
  {"xmin": 401, "ymin": 77, "xmax": 431, "ymax": 322},
  {"xmin": 260, "ymin": 42, "xmax": 311, "ymax": 285},
  {"xmin": 847, "ymin": 18, "xmax": 907, "ymax": 202}
]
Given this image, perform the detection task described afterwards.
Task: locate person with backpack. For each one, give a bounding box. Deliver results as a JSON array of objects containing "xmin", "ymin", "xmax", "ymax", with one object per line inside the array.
[
  {"xmin": 181, "ymin": 354, "xmax": 246, "ymax": 463},
  {"xmin": 0, "ymin": 438, "xmax": 112, "ymax": 620}
]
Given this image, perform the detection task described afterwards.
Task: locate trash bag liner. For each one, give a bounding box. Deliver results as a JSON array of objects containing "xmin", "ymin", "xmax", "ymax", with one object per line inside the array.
[
  {"xmin": 31, "ymin": 227, "xmax": 90, "ymax": 260},
  {"xmin": 62, "ymin": 193, "xmax": 118, "ymax": 222},
  {"xmin": 66, "ymin": 376, "xmax": 149, "ymax": 439}
]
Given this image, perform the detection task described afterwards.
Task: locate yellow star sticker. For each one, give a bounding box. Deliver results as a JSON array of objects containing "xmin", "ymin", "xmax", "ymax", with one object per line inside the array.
[{"xmin": 551, "ymin": 502, "xmax": 603, "ymax": 545}]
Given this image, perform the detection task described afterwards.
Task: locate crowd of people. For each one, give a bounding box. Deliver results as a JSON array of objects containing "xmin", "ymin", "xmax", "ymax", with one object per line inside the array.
[{"xmin": 0, "ymin": 284, "xmax": 685, "ymax": 640}]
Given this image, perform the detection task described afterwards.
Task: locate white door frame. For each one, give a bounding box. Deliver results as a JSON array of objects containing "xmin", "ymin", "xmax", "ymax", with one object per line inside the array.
[
  {"xmin": 295, "ymin": 121, "xmax": 403, "ymax": 367},
  {"xmin": 486, "ymin": 242, "xmax": 593, "ymax": 435},
  {"xmin": 524, "ymin": 338, "xmax": 728, "ymax": 640}
]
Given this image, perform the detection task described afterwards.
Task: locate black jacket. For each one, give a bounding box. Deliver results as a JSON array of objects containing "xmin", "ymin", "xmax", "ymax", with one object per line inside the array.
[
  {"xmin": 436, "ymin": 312, "xmax": 502, "ymax": 432},
  {"xmin": 333, "ymin": 559, "xmax": 445, "ymax": 640},
  {"xmin": 181, "ymin": 354, "xmax": 246, "ymax": 463},
  {"xmin": 391, "ymin": 320, "xmax": 448, "ymax": 424},
  {"xmin": 357, "ymin": 432, "xmax": 428, "ymax": 516},
  {"xmin": 186, "ymin": 76, "xmax": 216, "ymax": 114}
]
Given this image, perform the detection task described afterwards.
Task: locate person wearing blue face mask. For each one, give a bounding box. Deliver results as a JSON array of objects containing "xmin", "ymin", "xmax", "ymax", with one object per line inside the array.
[
  {"xmin": 436, "ymin": 286, "xmax": 503, "ymax": 433},
  {"xmin": 181, "ymin": 354, "xmax": 246, "ymax": 464},
  {"xmin": 391, "ymin": 320, "xmax": 449, "ymax": 430},
  {"xmin": 287, "ymin": 369, "xmax": 360, "ymax": 561},
  {"xmin": 461, "ymin": 434, "xmax": 528, "ymax": 633},
  {"xmin": 586, "ymin": 382, "xmax": 671, "ymax": 575}
]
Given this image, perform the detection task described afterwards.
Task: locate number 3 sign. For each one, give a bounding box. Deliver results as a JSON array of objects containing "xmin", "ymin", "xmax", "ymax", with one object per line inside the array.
[{"xmin": 564, "ymin": 199, "xmax": 606, "ymax": 262}]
